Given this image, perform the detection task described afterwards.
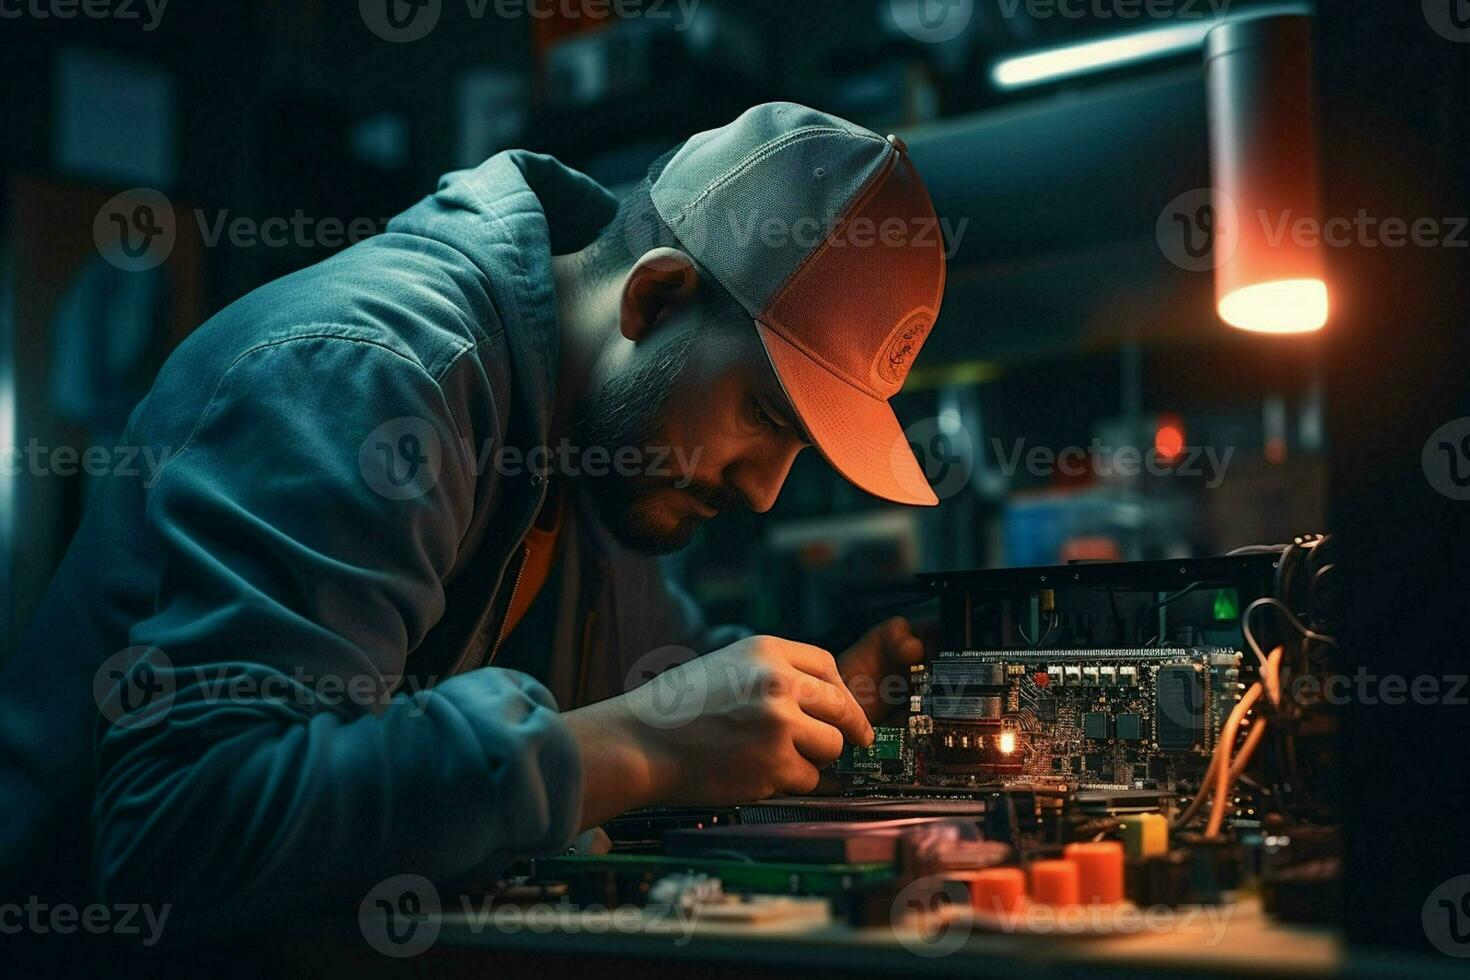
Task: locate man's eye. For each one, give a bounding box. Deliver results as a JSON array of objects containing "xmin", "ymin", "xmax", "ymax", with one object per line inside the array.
[{"xmin": 753, "ymin": 402, "xmax": 777, "ymax": 429}]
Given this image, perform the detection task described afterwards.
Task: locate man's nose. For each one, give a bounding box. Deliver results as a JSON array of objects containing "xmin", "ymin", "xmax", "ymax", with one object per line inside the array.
[{"xmin": 726, "ymin": 446, "xmax": 801, "ymax": 514}]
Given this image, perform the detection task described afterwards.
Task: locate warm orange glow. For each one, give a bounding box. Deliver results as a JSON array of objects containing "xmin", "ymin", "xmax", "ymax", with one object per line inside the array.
[
  {"xmin": 1217, "ymin": 278, "xmax": 1329, "ymax": 334},
  {"xmin": 1154, "ymin": 423, "xmax": 1185, "ymax": 461},
  {"xmin": 998, "ymin": 731, "xmax": 1018, "ymax": 755}
]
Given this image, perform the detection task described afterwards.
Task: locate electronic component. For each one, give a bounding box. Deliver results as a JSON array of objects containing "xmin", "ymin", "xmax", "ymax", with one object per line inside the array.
[
  {"xmin": 897, "ymin": 647, "xmax": 1236, "ymax": 790},
  {"xmin": 1155, "ymin": 664, "xmax": 1206, "ymax": 750}
]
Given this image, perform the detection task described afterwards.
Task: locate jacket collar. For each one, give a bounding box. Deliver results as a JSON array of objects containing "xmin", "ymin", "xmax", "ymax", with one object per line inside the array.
[{"xmin": 390, "ymin": 150, "xmax": 619, "ymax": 451}]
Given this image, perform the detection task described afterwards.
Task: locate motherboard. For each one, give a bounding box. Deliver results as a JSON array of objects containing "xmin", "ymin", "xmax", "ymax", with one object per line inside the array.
[{"xmin": 838, "ymin": 646, "xmax": 1242, "ymax": 791}]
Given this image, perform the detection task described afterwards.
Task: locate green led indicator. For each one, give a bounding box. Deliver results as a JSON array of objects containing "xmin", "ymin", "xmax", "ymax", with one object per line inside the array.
[{"xmin": 1213, "ymin": 589, "xmax": 1239, "ymax": 622}]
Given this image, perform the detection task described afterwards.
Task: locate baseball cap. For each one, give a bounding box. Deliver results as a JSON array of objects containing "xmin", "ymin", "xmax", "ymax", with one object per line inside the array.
[{"xmin": 649, "ymin": 102, "xmax": 947, "ymax": 506}]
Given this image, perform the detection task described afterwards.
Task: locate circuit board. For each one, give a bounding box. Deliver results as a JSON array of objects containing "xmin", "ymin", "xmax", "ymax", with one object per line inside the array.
[{"xmin": 835, "ymin": 647, "xmax": 1241, "ymax": 792}]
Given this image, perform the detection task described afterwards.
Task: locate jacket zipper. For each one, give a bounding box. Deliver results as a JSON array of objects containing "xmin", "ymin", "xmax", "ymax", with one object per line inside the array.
[
  {"xmin": 488, "ymin": 544, "xmax": 531, "ymax": 664},
  {"xmin": 445, "ymin": 480, "xmax": 547, "ymax": 678}
]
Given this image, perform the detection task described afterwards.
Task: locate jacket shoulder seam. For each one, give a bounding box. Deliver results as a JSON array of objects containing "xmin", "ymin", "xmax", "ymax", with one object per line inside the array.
[{"xmin": 154, "ymin": 330, "xmax": 473, "ymax": 486}]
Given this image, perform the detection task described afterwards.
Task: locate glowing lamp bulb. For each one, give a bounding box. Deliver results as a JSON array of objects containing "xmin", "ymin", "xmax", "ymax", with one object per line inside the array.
[
  {"xmin": 998, "ymin": 731, "xmax": 1018, "ymax": 755},
  {"xmin": 1217, "ymin": 278, "xmax": 1329, "ymax": 333},
  {"xmin": 1206, "ymin": 15, "xmax": 1329, "ymax": 336}
]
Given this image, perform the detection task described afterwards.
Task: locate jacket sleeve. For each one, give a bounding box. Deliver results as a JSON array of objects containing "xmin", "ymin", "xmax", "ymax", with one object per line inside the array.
[{"xmin": 90, "ymin": 334, "xmax": 582, "ymax": 936}]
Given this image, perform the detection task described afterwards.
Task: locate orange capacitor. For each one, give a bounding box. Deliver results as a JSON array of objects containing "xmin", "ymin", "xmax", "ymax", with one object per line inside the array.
[
  {"xmin": 959, "ymin": 868, "xmax": 1026, "ymax": 915},
  {"xmin": 1064, "ymin": 841, "xmax": 1125, "ymax": 905},
  {"xmin": 1029, "ymin": 859, "xmax": 1080, "ymax": 906}
]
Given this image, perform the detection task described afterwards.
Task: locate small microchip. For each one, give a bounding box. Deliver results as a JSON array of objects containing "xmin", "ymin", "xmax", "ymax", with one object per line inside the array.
[
  {"xmin": 1038, "ymin": 698, "xmax": 1058, "ymax": 722},
  {"xmin": 836, "ymin": 727, "xmax": 905, "ymax": 773},
  {"xmin": 1116, "ymin": 713, "xmax": 1143, "ymax": 740},
  {"xmin": 1156, "ymin": 665, "xmax": 1205, "ymax": 750},
  {"xmin": 1083, "ymin": 712, "xmax": 1109, "ymax": 739}
]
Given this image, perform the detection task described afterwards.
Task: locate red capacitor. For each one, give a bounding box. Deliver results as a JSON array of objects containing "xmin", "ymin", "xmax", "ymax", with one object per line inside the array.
[
  {"xmin": 1064, "ymin": 841, "xmax": 1125, "ymax": 905},
  {"xmin": 1030, "ymin": 859, "xmax": 1080, "ymax": 907},
  {"xmin": 956, "ymin": 868, "xmax": 1027, "ymax": 915}
]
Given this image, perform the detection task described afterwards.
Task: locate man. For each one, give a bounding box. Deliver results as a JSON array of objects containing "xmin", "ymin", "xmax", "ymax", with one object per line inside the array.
[{"xmin": 0, "ymin": 103, "xmax": 946, "ymax": 937}]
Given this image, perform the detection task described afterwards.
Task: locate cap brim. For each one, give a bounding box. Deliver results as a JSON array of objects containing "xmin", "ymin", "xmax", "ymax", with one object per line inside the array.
[{"xmin": 758, "ymin": 322, "xmax": 938, "ymax": 507}]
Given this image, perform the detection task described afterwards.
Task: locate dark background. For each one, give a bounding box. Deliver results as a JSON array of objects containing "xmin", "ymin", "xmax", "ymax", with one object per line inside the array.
[{"xmin": 1, "ymin": 0, "xmax": 1467, "ymax": 954}]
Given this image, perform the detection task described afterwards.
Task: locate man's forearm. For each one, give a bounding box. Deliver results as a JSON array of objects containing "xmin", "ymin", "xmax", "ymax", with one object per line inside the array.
[{"xmin": 562, "ymin": 696, "xmax": 671, "ymax": 832}]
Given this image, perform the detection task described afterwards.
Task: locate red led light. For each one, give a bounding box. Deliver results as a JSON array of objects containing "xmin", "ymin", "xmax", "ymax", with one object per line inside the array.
[{"xmin": 1154, "ymin": 422, "xmax": 1185, "ymax": 461}]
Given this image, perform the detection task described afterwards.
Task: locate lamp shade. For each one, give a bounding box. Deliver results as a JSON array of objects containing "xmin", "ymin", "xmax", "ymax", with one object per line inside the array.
[{"xmin": 1205, "ymin": 14, "xmax": 1329, "ymax": 333}]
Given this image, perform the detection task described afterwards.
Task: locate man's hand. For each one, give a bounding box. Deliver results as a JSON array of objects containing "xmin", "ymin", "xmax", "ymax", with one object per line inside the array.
[
  {"xmin": 564, "ymin": 635, "xmax": 873, "ymax": 826},
  {"xmin": 836, "ymin": 616, "xmax": 927, "ymax": 724}
]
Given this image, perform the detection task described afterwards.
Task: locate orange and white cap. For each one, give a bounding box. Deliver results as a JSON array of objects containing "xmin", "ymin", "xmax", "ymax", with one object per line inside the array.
[{"xmin": 650, "ymin": 103, "xmax": 947, "ymax": 505}]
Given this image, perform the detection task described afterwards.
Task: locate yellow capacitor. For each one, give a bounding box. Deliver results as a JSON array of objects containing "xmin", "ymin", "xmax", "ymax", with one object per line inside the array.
[{"xmin": 1120, "ymin": 813, "xmax": 1169, "ymax": 860}]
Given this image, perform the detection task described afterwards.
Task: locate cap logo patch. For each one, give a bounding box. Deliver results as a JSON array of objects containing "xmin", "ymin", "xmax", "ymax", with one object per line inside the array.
[{"xmin": 877, "ymin": 312, "xmax": 931, "ymax": 387}]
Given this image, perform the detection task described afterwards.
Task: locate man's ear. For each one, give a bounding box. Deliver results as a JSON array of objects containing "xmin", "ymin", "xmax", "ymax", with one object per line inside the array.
[{"xmin": 619, "ymin": 247, "xmax": 701, "ymax": 343}]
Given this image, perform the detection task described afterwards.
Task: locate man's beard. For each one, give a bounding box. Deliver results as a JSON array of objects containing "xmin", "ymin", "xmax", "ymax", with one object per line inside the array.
[{"xmin": 569, "ymin": 332, "xmax": 744, "ymax": 555}]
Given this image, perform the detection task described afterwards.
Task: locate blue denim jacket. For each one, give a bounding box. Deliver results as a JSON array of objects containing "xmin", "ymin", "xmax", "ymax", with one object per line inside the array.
[{"xmin": 0, "ymin": 150, "xmax": 735, "ymax": 937}]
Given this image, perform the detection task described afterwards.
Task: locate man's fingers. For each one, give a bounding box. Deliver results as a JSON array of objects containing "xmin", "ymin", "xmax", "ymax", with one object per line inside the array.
[
  {"xmin": 783, "ymin": 671, "xmax": 873, "ymax": 746},
  {"xmin": 790, "ymin": 716, "xmax": 846, "ymax": 767},
  {"xmin": 778, "ymin": 642, "xmax": 874, "ymax": 746},
  {"xmin": 775, "ymin": 759, "xmax": 823, "ymax": 796}
]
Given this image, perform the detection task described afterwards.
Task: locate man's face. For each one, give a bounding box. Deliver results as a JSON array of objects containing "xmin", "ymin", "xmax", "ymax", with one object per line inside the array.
[{"xmin": 570, "ymin": 311, "xmax": 810, "ymax": 555}]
